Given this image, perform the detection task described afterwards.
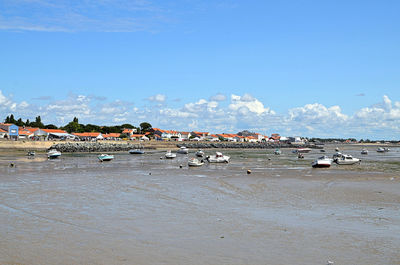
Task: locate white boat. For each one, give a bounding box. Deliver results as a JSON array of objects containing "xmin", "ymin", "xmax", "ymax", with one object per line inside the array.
[
  {"xmin": 195, "ymin": 150, "xmax": 205, "ymax": 157},
  {"xmin": 129, "ymin": 149, "xmax": 145, "ymax": 154},
  {"xmin": 335, "ymin": 147, "xmax": 340, "ymax": 152},
  {"xmin": 47, "ymin": 149, "xmax": 61, "ymax": 159},
  {"xmin": 334, "ymin": 154, "xmax": 361, "ymax": 165},
  {"xmin": 206, "ymin": 152, "xmax": 230, "ymax": 163},
  {"xmin": 294, "ymin": 148, "xmax": 312, "ymax": 153},
  {"xmin": 311, "ymin": 156, "xmax": 332, "ymax": 168},
  {"xmin": 361, "ymin": 149, "xmax": 368, "ymax": 155},
  {"xmin": 98, "ymin": 154, "xmax": 114, "ymax": 162},
  {"xmin": 274, "ymin": 148, "xmax": 281, "ymax": 155},
  {"xmin": 377, "ymin": 147, "xmax": 389, "ymax": 153},
  {"xmin": 332, "ymin": 152, "xmax": 343, "ymax": 160},
  {"xmin": 177, "ymin": 146, "xmax": 189, "ymax": 154},
  {"xmin": 27, "ymin": 151, "xmax": 36, "ymax": 156},
  {"xmin": 188, "ymin": 157, "xmax": 204, "ymax": 167},
  {"xmin": 165, "ymin": 150, "xmax": 176, "ymax": 159}
]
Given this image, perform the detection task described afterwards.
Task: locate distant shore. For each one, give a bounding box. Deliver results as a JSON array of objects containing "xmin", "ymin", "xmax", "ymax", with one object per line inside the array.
[{"xmin": 0, "ymin": 139, "xmax": 398, "ymax": 152}]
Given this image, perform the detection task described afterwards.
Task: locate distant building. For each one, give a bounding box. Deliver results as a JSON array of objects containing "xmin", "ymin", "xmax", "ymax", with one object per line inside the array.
[
  {"xmin": 0, "ymin": 128, "xmax": 7, "ymax": 138},
  {"xmin": 0, "ymin": 123, "xmax": 19, "ymax": 140},
  {"xmin": 73, "ymin": 132, "xmax": 104, "ymax": 141}
]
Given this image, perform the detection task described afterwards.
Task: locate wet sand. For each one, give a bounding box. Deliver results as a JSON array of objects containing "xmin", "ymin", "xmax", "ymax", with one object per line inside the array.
[{"xmin": 1, "ymin": 148, "xmax": 399, "ymax": 264}]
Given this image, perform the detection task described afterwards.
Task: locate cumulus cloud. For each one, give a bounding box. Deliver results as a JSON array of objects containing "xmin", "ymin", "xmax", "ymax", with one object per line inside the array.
[
  {"xmin": 148, "ymin": 94, "xmax": 166, "ymax": 102},
  {"xmin": 229, "ymin": 94, "xmax": 275, "ymax": 115},
  {"xmin": 210, "ymin": 93, "xmax": 226, "ymax": 102}
]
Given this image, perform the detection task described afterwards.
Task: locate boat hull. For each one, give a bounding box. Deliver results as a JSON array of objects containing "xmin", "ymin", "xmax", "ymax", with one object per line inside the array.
[{"xmin": 129, "ymin": 150, "xmax": 144, "ymax": 154}]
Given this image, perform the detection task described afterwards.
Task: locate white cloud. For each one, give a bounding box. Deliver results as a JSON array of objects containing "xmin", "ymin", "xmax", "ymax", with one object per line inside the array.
[
  {"xmin": 229, "ymin": 94, "xmax": 275, "ymax": 115},
  {"xmin": 148, "ymin": 94, "xmax": 166, "ymax": 102},
  {"xmin": 210, "ymin": 93, "xmax": 226, "ymax": 102}
]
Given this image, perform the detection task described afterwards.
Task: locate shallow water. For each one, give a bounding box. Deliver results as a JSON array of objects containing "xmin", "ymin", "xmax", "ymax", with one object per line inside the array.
[{"xmin": 0, "ymin": 148, "xmax": 399, "ymax": 264}]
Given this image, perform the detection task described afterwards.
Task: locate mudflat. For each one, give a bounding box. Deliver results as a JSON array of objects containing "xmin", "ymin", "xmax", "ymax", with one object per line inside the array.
[{"xmin": 1, "ymin": 147, "xmax": 399, "ymax": 264}]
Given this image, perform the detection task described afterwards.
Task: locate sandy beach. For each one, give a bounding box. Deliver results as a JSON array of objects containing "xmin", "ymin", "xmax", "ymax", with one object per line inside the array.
[{"xmin": 0, "ymin": 147, "xmax": 399, "ymax": 264}]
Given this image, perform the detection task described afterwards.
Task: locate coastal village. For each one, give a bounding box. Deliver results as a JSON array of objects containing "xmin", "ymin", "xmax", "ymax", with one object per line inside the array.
[{"xmin": 0, "ymin": 122, "xmax": 298, "ymax": 144}]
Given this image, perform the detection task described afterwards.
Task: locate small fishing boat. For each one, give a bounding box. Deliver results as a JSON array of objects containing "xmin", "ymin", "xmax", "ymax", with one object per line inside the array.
[
  {"xmin": 47, "ymin": 149, "xmax": 61, "ymax": 159},
  {"xmin": 312, "ymin": 156, "xmax": 332, "ymax": 168},
  {"xmin": 98, "ymin": 154, "xmax": 114, "ymax": 162},
  {"xmin": 129, "ymin": 149, "xmax": 145, "ymax": 154},
  {"xmin": 298, "ymin": 153, "xmax": 304, "ymax": 159},
  {"xmin": 206, "ymin": 152, "xmax": 230, "ymax": 163},
  {"xmin": 274, "ymin": 148, "xmax": 281, "ymax": 155},
  {"xmin": 188, "ymin": 157, "xmax": 204, "ymax": 167},
  {"xmin": 332, "ymin": 152, "xmax": 343, "ymax": 160},
  {"xmin": 361, "ymin": 148, "xmax": 368, "ymax": 155},
  {"xmin": 293, "ymin": 148, "xmax": 312, "ymax": 153},
  {"xmin": 27, "ymin": 151, "xmax": 36, "ymax": 156},
  {"xmin": 376, "ymin": 147, "xmax": 389, "ymax": 153},
  {"xmin": 177, "ymin": 146, "xmax": 189, "ymax": 154},
  {"xmin": 334, "ymin": 154, "xmax": 361, "ymax": 165},
  {"xmin": 165, "ymin": 150, "xmax": 176, "ymax": 159},
  {"xmin": 195, "ymin": 150, "xmax": 205, "ymax": 157},
  {"xmin": 335, "ymin": 147, "xmax": 340, "ymax": 152}
]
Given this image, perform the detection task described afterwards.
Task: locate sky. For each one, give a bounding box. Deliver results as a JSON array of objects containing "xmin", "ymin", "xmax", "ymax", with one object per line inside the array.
[{"xmin": 1, "ymin": 0, "xmax": 400, "ymax": 139}]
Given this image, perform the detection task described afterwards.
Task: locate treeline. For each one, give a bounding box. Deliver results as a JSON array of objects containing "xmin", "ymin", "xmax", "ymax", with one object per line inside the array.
[{"xmin": 3, "ymin": 114, "xmax": 152, "ymax": 134}]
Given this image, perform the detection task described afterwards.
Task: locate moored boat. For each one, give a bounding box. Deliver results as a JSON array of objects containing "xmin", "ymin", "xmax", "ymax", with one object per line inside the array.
[
  {"xmin": 27, "ymin": 151, "xmax": 36, "ymax": 156},
  {"xmin": 311, "ymin": 156, "xmax": 332, "ymax": 168},
  {"xmin": 376, "ymin": 147, "xmax": 389, "ymax": 153},
  {"xmin": 98, "ymin": 154, "xmax": 114, "ymax": 162},
  {"xmin": 195, "ymin": 150, "xmax": 205, "ymax": 157},
  {"xmin": 188, "ymin": 157, "xmax": 204, "ymax": 167},
  {"xmin": 129, "ymin": 149, "xmax": 145, "ymax": 154},
  {"xmin": 274, "ymin": 148, "xmax": 281, "ymax": 155},
  {"xmin": 177, "ymin": 146, "xmax": 189, "ymax": 154},
  {"xmin": 47, "ymin": 149, "xmax": 61, "ymax": 159},
  {"xmin": 361, "ymin": 148, "xmax": 368, "ymax": 155},
  {"xmin": 334, "ymin": 154, "xmax": 361, "ymax": 165},
  {"xmin": 206, "ymin": 152, "xmax": 230, "ymax": 163},
  {"xmin": 294, "ymin": 148, "xmax": 312, "ymax": 153},
  {"xmin": 165, "ymin": 150, "xmax": 176, "ymax": 159}
]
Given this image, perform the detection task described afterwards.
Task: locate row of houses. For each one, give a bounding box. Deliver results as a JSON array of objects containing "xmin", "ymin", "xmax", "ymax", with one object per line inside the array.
[
  {"xmin": 150, "ymin": 128, "xmax": 291, "ymax": 143},
  {"xmin": 0, "ymin": 123, "xmax": 149, "ymax": 141},
  {"xmin": 1, "ymin": 123, "xmax": 306, "ymax": 144}
]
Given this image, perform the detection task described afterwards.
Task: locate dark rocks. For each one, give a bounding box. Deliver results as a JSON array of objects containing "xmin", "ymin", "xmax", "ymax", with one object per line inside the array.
[{"xmin": 48, "ymin": 142, "xmax": 145, "ymax": 153}]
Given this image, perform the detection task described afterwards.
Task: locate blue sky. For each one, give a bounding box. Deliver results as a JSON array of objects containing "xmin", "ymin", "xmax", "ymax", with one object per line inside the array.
[{"xmin": 1, "ymin": 0, "xmax": 400, "ymax": 139}]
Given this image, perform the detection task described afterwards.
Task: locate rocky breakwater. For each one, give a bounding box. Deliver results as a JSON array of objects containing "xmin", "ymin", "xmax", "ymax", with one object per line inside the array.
[
  {"xmin": 49, "ymin": 142, "xmax": 146, "ymax": 153},
  {"xmin": 179, "ymin": 142, "xmax": 321, "ymax": 149}
]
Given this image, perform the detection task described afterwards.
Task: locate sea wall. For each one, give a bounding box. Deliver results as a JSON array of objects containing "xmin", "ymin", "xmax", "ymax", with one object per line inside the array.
[
  {"xmin": 49, "ymin": 142, "xmax": 146, "ymax": 152},
  {"xmin": 179, "ymin": 142, "xmax": 320, "ymax": 149}
]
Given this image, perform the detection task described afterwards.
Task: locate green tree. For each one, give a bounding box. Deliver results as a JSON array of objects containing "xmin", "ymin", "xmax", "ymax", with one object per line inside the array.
[
  {"xmin": 121, "ymin": 123, "xmax": 134, "ymax": 129},
  {"xmin": 31, "ymin": 116, "xmax": 45, "ymax": 128},
  {"xmin": 73, "ymin": 117, "xmax": 79, "ymax": 123},
  {"xmin": 45, "ymin": 124, "xmax": 58, "ymax": 129},
  {"xmin": 140, "ymin": 122, "xmax": 152, "ymax": 133},
  {"xmin": 25, "ymin": 119, "xmax": 30, "ymax": 127},
  {"xmin": 16, "ymin": 118, "xmax": 24, "ymax": 126}
]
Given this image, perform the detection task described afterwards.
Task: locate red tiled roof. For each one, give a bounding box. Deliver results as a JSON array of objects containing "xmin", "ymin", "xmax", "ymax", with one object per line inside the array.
[
  {"xmin": 73, "ymin": 132, "xmax": 102, "ymax": 137},
  {"xmin": 130, "ymin": 134, "xmax": 145, "ymax": 138},
  {"xmin": 42, "ymin": 129, "xmax": 67, "ymax": 134},
  {"xmin": 103, "ymin": 133, "xmax": 121, "ymax": 138},
  {"xmin": 0, "ymin": 128, "xmax": 7, "ymax": 133}
]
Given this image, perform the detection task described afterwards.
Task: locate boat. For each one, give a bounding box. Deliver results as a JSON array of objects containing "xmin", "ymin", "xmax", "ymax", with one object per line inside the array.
[
  {"xmin": 298, "ymin": 153, "xmax": 304, "ymax": 159},
  {"xmin": 98, "ymin": 154, "xmax": 114, "ymax": 162},
  {"xmin": 361, "ymin": 149, "xmax": 368, "ymax": 155},
  {"xmin": 165, "ymin": 150, "xmax": 176, "ymax": 159},
  {"xmin": 274, "ymin": 148, "xmax": 281, "ymax": 155},
  {"xmin": 320, "ymin": 149, "xmax": 326, "ymax": 153},
  {"xmin": 195, "ymin": 150, "xmax": 205, "ymax": 157},
  {"xmin": 206, "ymin": 152, "xmax": 230, "ymax": 163},
  {"xmin": 335, "ymin": 147, "xmax": 340, "ymax": 152},
  {"xmin": 129, "ymin": 149, "xmax": 145, "ymax": 154},
  {"xmin": 47, "ymin": 149, "xmax": 61, "ymax": 159},
  {"xmin": 332, "ymin": 152, "xmax": 343, "ymax": 160},
  {"xmin": 177, "ymin": 146, "xmax": 189, "ymax": 154},
  {"xmin": 312, "ymin": 156, "xmax": 332, "ymax": 168},
  {"xmin": 188, "ymin": 157, "xmax": 204, "ymax": 167},
  {"xmin": 334, "ymin": 154, "xmax": 361, "ymax": 165},
  {"xmin": 294, "ymin": 148, "xmax": 312, "ymax": 153},
  {"xmin": 27, "ymin": 151, "xmax": 36, "ymax": 156},
  {"xmin": 377, "ymin": 147, "xmax": 389, "ymax": 153}
]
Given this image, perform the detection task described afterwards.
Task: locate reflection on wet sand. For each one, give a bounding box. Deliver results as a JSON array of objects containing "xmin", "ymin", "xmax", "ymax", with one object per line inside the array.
[{"xmin": 0, "ymin": 148, "xmax": 399, "ymax": 264}]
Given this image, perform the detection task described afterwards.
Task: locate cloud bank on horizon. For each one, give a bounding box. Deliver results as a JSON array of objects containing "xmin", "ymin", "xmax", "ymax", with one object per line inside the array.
[{"xmin": 1, "ymin": 90, "xmax": 399, "ymax": 140}]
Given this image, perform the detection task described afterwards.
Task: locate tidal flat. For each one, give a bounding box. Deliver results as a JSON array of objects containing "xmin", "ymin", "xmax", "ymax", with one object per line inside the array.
[{"xmin": 1, "ymin": 147, "xmax": 399, "ymax": 264}]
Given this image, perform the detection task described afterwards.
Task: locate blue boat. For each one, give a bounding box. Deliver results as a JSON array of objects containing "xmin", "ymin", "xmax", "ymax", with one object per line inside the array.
[
  {"xmin": 129, "ymin": 149, "xmax": 145, "ymax": 154},
  {"xmin": 98, "ymin": 154, "xmax": 114, "ymax": 162}
]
